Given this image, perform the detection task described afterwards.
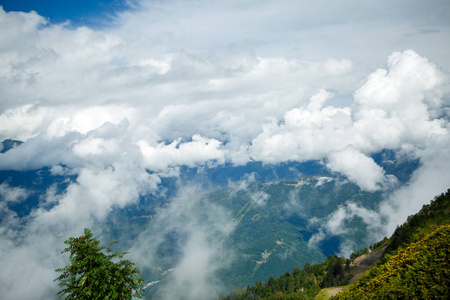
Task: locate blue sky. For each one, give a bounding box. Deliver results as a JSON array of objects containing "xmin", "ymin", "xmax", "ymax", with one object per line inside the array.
[{"xmin": 0, "ymin": 0, "xmax": 130, "ymax": 27}]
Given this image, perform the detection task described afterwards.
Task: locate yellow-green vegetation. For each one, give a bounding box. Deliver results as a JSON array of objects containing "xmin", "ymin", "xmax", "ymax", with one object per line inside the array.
[{"xmin": 331, "ymin": 224, "xmax": 450, "ymax": 299}]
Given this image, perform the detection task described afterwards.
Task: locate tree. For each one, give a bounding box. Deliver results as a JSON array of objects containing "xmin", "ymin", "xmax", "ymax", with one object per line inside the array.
[{"xmin": 55, "ymin": 228, "xmax": 143, "ymax": 299}]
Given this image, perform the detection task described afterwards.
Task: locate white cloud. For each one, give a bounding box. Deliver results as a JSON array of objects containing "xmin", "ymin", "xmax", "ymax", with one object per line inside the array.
[
  {"xmin": 129, "ymin": 184, "xmax": 234, "ymax": 300},
  {"xmin": 326, "ymin": 147, "xmax": 389, "ymax": 192},
  {"xmin": 353, "ymin": 50, "xmax": 447, "ymax": 152},
  {"xmin": 308, "ymin": 202, "xmax": 384, "ymax": 256},
  {"xmin": 0, "ymin": 183, "xmax": 28, "ymax": 203},
  {"xmin": 250, "ymin": 190, "xmax": 270, "ymax": 207},
  {"xmin": 0, "ymin": 105, "xmax": 46, "ymax": 141},
  {"xmin": 38, "ymin": 165, "xmax": 159, "ymax": 227},
  {"xmin": 315, "ymin": 177, "xmax": 333, "ymax": 187},
  {"xmin": 138, "ymin": 135, "xmax": 225, "ymax": 172},
  {"xmin": 160, "ymin": 230, "xmax": 225, "ymax": 300},
  {"xmin": 247, "ymin": 50, "xmax": 448, "ymax": 191},
  {"xmin": 247, "ymin": 96, "xmax": 353, "ymax": 164},
  {"xmin": 379, "ymin": 143, "xmax": 450, "ymax": 236},
  {"xmin": 0, "ymin": 1, "xmax": 450, "ymax": 298},
  {"xmin": 0, "ymin": 234, "xmax": 62, "ymax": 300},
  {"xmin": 227, "ymin": 172, "xmax": 257, "ymax": 193}
]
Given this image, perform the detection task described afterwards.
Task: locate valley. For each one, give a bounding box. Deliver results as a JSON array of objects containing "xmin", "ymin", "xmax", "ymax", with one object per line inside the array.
[{"xmin": 98, "ymin": 175, "xmax": 389, "ymax": 298}]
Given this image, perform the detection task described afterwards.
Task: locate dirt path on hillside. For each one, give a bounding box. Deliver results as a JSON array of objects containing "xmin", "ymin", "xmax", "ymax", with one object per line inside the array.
[
  {"xmin": 315, "ymin": 246, "xmax": 388, "ymax": 299},
  {"xmin": 325, "ymin": 287, "xmax": 345, "ymax": 296},
  {"xmin": 315, "ymin": 286, "xmax": 348, "ymax": 299}
]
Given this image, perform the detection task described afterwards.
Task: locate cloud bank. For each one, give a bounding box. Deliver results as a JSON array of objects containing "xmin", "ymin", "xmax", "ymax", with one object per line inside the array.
[{"xmin": 0, "ymin": 1, "xmax": 450, "ymax": 299}]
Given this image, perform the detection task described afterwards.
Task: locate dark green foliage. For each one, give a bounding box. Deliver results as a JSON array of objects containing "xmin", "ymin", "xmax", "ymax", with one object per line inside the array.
[
  {"xmin": 55, "ymin": 228, "xmax": 143, "ymax": 300},
  {"xmin": 219, "ymin": 254, "xmax": 353, "ymax": 299},
  {"xmin": 219, "ymin": 266, "xmax": 320, "ymax": 300},
  {"xmin": 369, "ymin": 237, "xmax": 389, "ymax": 251},
  {"xmin": 320, "ymin": 255, "xmax": 348, "ymax": 288}
]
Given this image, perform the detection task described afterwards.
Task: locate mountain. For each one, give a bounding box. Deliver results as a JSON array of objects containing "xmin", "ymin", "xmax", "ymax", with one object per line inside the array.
[
  {"xmin": 221, "ymin": 189, "xmax": 450, "ymax": 299},
  {"xmin": 103, "ymin": 174, "xmax": 406, "ymax": 299},
  {"xmin": 0, "ymin": 139, "xmax": 423, "ymax": 299},
  {"xmin": 102, "ymin": 176, "xmax": 380, "ymax": 299},
  {"xmin": 1, "ymin": 139, "xmax": 23, "ymax": 153}
]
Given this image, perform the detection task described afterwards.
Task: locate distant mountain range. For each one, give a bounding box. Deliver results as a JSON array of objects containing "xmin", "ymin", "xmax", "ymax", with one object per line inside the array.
[
  {"xmin": 0, "ymin": 139, "xmax": 428, "ymax": 299},
  {"xmin": 101, "ymin": 174, "xmax": 416, "ymax": 299}
]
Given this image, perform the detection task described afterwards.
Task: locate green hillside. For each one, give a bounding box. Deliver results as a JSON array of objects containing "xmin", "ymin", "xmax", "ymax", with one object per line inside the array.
[
  {"xmin": 385, "ymin": 189, "xmax": 450, "ymax": 254},
  {"xmin": 220, "ymin": 189, "xmax": 450, "ymax": 300},
  {"xmin": 218, "ymin": 254, "xmax": 354, "ymax": 300},
  {"xmin": 209, "ymin": 177, "xmax": 382, "ymax": 290},
  {"xmin": 331, "ymin": 224, "xmax": 449, "ymax": 299}
]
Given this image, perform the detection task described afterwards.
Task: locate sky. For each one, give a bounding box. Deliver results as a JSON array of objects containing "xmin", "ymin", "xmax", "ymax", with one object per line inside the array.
[
  {"xmin": 0, "ymin": 1, "xmax": 450, "ymax": 299},
  {"xmin": 0, "ymin": 0, "xmax": 131, "ymax": 27}
]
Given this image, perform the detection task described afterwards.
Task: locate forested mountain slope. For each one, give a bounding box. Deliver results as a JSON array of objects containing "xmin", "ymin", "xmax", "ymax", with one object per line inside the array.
[{"xmin": 220, "ymin": 189, "xmax": 450, "ymax": 300}]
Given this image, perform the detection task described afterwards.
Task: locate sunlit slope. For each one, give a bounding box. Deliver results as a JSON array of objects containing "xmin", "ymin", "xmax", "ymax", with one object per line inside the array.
[{"xmin": 331, "ymin": 224, "xmax": 450, "ymax": 299}]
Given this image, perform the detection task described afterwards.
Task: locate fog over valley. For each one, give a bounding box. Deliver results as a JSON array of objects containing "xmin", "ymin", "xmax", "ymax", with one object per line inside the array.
[{"xmin": 0, "ymin": 1, "xmax": 449, "ymax": 299}]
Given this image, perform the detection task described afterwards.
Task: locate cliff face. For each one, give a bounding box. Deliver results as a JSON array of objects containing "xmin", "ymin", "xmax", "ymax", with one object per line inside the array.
[{"xmin": 351, "ymin": 246, "xmax": 386, "ymax": 267}]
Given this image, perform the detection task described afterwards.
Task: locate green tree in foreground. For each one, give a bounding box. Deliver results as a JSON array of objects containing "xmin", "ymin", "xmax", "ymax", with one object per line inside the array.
[{"xmin": 55, "ymin": 228, "xmax": 143, "ymax": 299}]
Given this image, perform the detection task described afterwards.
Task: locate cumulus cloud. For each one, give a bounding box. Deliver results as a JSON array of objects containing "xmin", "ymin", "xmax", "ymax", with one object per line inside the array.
[
  {"xmin": 0, "ymin": 183, "xmax": 29, "ymax": 234},
  {"xmin": 159, "ymin": 229, "xmax": 229, "ymax": 300},
  {"xmin": 247, "ymin": 50, "xmax": 448, "ymax": 192},
  {"xmin": 353, "ymin": 50, "xmax": 447, "ymax": 152},
  {"xmin": 315, "ymin": 176, "xmax": 333, "ymax": 187},
  {"xmin": 138, "ymin": 135, "xmax": 225, "ymax": 172},
  {"xmin": 0, "ymin": 233, "xmax": 62, "ymax": 300},
  {"xmin": 326, "ymin": 147, "xmax": 396, "ymax": 192},
  {"xmin": 0, "ymin": 1, "xmax": 450, "ymax": 299}
]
